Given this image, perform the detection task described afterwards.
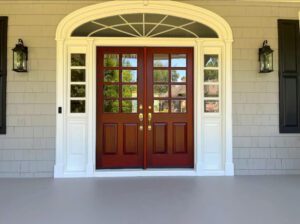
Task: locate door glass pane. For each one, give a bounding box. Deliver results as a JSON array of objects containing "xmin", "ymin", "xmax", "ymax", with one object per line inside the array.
[
  {"xmin": 71, "ymin": 85, "xmax": 85, "ymax": 97},
  {"xmin": 204, "ymin": 55, "xmax": 218, "ymax": 67},
  {"xmin": 204, "ymin": 85, "xmax": 219, "ymax": 97},
  {"xmin": 154, "ymin": 85, "xmax": 169, "ymax": 97},
  {"xmin": 204, "ymin": 70, "xmax": 218, "ymax": 82},
  {"xmin": 71, "ymin": 69, "xmax": 85, "ymax": 82},
  {"xmin": 204, "ymin": 100, "xmax": 219, "ymax": 113},
  {"xmin": 104, "ymin": 70, "xmax": 119, "ymax": 82},
  {"xmin": 171, "ymin": 85, "xmax": 186, "ymax": 98},
  {"xmin": 171, "ymin": 54, "xmax": 186, "ymax": 67},
  {"xmin": 71, "ymin": 100, "xmax": 85, "ymax": 113},
  {"xmin": 122, "ymin": 54, "xmax": 137, "ymax": 67},
  {"xmin": 104, "ymin": 54, "xmax": 119, "ymax": 67},
  {"xmin": 154, "ymin": 54, "xmax": 168, "ymax": 67},
  {"xmin": 154, "ymin": 100, "xmax": 169, "ymax": 113},
  {"xmin": 122, "ymin": 85, "xmax": 137, "ymax": 98},
  {"xmin": 171, "ymin": 70, "xmax": 186, "ymax": 82},
  {"xmin": 104, "ymin": 100, "xmax": 119, "ymax": 113},
  {"xmin": 104, "ymin": 85, "xmax": 119, "ymax": 98},
  {"xmin": 122, "ymin": 100, "xmax": 137, "ymax": 113},
  {"xmin": 153, "ymin": 70, "xmax": 168, "ymax": 82},
  {"xmin": 122, "ymin": 70, "xmax": 137, "ymax": 82},
  {"xmin": 71, "ymin": 54, "xmax": 85, "ymax": 66},
  {"xmin": 171, "ymin": 100, "xmax": 186, "ymax": 113}
]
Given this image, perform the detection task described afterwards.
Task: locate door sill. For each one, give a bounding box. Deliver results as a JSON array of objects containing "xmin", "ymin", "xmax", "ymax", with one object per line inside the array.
[{"xmin": 93, "ymin": 169, "xmax": 197, "ymax": 177}]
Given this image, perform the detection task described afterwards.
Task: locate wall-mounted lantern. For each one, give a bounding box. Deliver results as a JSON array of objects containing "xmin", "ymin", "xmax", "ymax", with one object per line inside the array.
[
  {"xmin": 12, "ymin": 39, "xmax": 28, "ymax": 72},
  {"xmin": 259, "ymin": 40, "xmax": 273, "ymax": 73}
]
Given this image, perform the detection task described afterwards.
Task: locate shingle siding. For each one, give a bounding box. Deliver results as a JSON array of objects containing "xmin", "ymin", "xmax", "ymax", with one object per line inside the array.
[{"xmin": 0, "ymin": 0, "xmax": 299, "ymax": 177}]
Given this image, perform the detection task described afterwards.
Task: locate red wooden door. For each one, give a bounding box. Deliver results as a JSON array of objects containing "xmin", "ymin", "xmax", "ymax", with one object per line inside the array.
[
  {"xmin": 96, "ymin": 47, "xmax": 194, "ymax": 169},
  {"xmin": 96, "ymin": 47, "xmax": 144, "ymax": 169},
  {"xmin": 146, "ymin": 48, "xmax": 194, "ymax": 168}
]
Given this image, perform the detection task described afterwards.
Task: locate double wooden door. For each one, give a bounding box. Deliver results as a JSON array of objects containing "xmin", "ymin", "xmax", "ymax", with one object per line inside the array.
[{"xmin": 96, "ymin": 47, "xmax": 194, "ymax": 169}]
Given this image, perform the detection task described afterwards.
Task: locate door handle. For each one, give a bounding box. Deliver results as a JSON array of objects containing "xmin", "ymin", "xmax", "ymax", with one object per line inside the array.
[
  {"xmin": 148, "ymin": 112, "xmax": 152, "ymax": 122},
  {"xmin": 148, "ymin": 112, "xmax": 152, "ymax": 131},
  {"xmin": 139, "ymin": 113, "xmax": 143, "ymax": 122}
]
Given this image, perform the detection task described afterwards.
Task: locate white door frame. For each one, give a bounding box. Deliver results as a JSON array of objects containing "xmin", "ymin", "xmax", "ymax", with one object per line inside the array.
[{"xmin": 54, "ymin": 1, "xmax": 234, "ymax": 178}]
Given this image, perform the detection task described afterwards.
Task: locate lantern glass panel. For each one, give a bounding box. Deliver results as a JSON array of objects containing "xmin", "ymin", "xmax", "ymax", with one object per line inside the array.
[
  {"xmin": 13, "ymin": 51, "xmax": 27, "ymax": 71},
  {"xmin": 260, "ymin": 52, "xmax": 273, "ymax": 72}
]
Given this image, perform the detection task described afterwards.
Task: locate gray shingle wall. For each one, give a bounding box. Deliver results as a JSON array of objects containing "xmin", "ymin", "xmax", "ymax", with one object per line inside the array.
[{"xmin": 0, "ymin": 0, "xmax": 299, "ymax": 177}]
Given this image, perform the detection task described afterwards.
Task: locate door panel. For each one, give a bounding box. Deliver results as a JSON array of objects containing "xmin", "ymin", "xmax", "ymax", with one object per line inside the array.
[{"xmin": 96, "ymin": 47, "xmax": 194, "ymax": 169}]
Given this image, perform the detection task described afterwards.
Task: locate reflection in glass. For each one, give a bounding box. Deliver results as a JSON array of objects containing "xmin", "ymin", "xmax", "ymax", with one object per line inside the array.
[
  {"xmin": 171, "ymin": 85, "xmax": 186, "ymax": 98},
  {"xmin": 204, "ymin": 100, "xmax": 219, "ymax": 113},
  {"xmin": 122, "ymin": 54, "xmax": 137, "ymax": 67},
  {"xmin": 154, "ymin": 70, "xmax": 168, "ymax": 82},
  {"xmin": 154, "ymin": 54, "xmax": 168, "ymax": 67},
  {"xmin": 71, "ymin": 85, "xmax": 85, "ymax": 97},
  {"xmin": 204, "ymin": 85, "xmax": 219, "ymax": 97},
  {"xmin": 104, "ymin": 70, "xmax": 119, "ymax": 82},
  {"xmin": 122, "ymin": 100, "xmax": 137, "ymax": 113},
  {"xmin": 104, "ymin": 85, "xmax": 119, "ymax": 98},
  {"xmin": 104, "ymin": 100, "xmax": 119, "ymax": 113},
  {"xmin": 71, "ymin": 100, "xmax": 85, "ymax": 113},
  {"xmin": 204, "ymin": 55, "xmax": 218, "ymax": 67},
  {"xmin": 71, "ymin": 54, "xmax": 85, "ymax": 66},
  {"xmin": 122, "ymin": 85, "xmax": 137, "ymax": 98},
  {"xmin": 204, "ymin": 70, "xmax": 218, "ymax": 82},
  {"xmin": 171, "ymin": 100, "xmax": 186, "ymax": 113},
  {"xmin": 104, "ymin": 54, "xmax": 119, "ymax": 67},
  {"xmin": 171, "ymin": 70, "xmax": 186, "ymax": 82},
  {"xmin": 122, "ymin": 70, "xmax": 137, "ymax": 82},
  {"xmin": 154, "ymin": 100, "xmax": 169, "ymax": 113},
  {"xmin": 71, "ymin": 69, "xmax": 85, "ymax": 82},
  {"xmin": 171, "ymin": 54, "xmax": 186, "ymax": 67},
  {"xmin": 154, "ymin": 85, "xmax": 169, "ymax": 97}
]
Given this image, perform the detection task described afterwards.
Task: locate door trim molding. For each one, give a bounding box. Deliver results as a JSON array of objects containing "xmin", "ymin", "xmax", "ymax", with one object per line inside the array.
[{"xmin": 55, "ymin": 1, "xmax": 234, "ymax": 177}]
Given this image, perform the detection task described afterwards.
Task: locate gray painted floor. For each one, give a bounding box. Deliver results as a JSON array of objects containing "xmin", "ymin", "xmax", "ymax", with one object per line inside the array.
[{"xmin": 0, "ymin": 176, "xmax": 300, "ymax": 224}]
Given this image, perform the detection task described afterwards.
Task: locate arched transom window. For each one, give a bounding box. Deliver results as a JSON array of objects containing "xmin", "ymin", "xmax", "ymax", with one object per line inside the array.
[{"xmin": 71, "ymin": 13, "xmax": 218, "ymax": 38}]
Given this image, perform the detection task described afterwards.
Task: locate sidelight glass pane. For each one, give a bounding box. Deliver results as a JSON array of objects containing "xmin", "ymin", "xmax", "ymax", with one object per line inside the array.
[
  {"xmin": 154, "ymin": 85, "xmax": 169, "ymax": 97},
  {"xmin": 70, "ymin": 100, "xmax": 85, "ymax": 113},
  {"xmin": 204, "ymin": 85, "xmax": 219, "ymax": 97},
  {"xmin": 71, "ymin": 54, "xmax": 85, "ymax": 66},
  {"xmin": 104, "ymin": 85, "xmax": 119, "ymax": 98},
  {"xmin": 171, "ymin": 100, "xmax": 186, "ymax": 113},
  {"xmin": 122, "ymin": 54, "xmax": 137, "ymax": 67},
  {"xmin": 104, "ymin": 70, "xmax": 119, "ymax": 82},
  {"xmin": 171, "ymin": 85, "xmax": 186, "ymax": 98},
  {"xmin": 154, "ymin": 100, "xmax": 169, "ymax": 113},
  {"xmin": 171, "ymin": 70, "xmax": 186, "ymax": 82},
  {"xmin": 71, "ymin": 85, "xmax": 86, "ymax": 97},
  {"xmin": 122, "ymin": 100, "xmax": 138, "ymax": 113},
  {"xmin": 154, "ymin": 54, "xmax": 168, "ymax": 67},
  {"xmin": 122, "ymin": 85, "xmax": 137, "ymax": 98},
  {"xmin": 204, "ymin": 100, "xmax": 219, "ymax": 113},
  {"xmin": 122, "ymin": 70, "xmax": 137, "ymax": 82},
  {"xmin": 71, "ymin": 69, "xmax": 85, "ymax": 82},
  {"xmin": 204, "ymin": 55, "xmax": 218, "ymax": 67},
  {"xmin": 104, "ymin": 100, "xmax": 119, "ymax": 113},
  {"xmin": 104, "ymin": 54, "xmax": 119, "ymax": 67},
  {"xmin": 204, "ymin": 70, "xmax": 218, "ymax": 82},
  {"xmin": 153, "ymin": 70, "xmax": 168, "ymax": 82},
  {"xmin": 171, "ymin": 54, "xmax": 186, "ymax": 67}
]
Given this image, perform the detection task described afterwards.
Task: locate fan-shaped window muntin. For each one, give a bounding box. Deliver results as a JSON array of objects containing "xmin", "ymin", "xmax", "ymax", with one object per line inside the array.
[{"xmin": 72, "ymin": 13, "xmax": 218, "ymax": 38}]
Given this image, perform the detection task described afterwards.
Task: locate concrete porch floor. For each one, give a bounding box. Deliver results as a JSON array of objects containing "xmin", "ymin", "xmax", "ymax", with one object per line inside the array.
[{"xmin": 0, "ymin": 176, "xmax": 299, "ymax": 224}]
